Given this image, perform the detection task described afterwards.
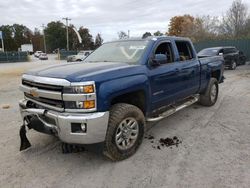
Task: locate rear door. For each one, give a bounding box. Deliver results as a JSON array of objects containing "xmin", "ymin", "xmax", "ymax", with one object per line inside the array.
[{"xmin": 174, "ymin": 40, "xmax": 200, "ymax": 99}]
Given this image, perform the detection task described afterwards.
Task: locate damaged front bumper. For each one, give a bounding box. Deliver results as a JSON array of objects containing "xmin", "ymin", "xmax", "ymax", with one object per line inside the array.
[{"xmin": 19, "ymin": 99, "xmax": 109, "ymax": 149}]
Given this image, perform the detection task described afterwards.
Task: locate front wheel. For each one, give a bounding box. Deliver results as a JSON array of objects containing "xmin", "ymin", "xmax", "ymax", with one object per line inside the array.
[
  {"xmin": 230, "ymin": 61, "xmax": 237, "ymax": 70},
  {"xmin": 103, "ymin": 103, "xmax": 145, "ymax": 161},
  {"xmin": 199, "ymin": 78, "xmax": 219, "ymax": 106}
]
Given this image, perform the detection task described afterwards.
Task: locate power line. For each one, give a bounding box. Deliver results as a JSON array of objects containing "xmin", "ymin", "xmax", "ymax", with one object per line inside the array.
[{"xmin": 62, "ymin": 17, "xmax": 71, "ymax": 51}]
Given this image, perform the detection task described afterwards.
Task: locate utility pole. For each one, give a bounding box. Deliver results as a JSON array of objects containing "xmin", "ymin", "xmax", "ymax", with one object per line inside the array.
[
  {"xmin": 62, "ymin": 17, "xmax": 71, "ymax": 51},
  {"xmin": 41, "ymin": 24, "xmax": 47, "ymax": 53},
  {"xmin": 128, "ymin": 30, "xmax": 130, "ymax": 38}
]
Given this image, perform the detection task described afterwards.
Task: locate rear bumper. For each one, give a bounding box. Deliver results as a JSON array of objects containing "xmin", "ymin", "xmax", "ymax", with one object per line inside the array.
[{"xmin": 19, "ymin": 99, "xmax": 109, "ymax": 144}]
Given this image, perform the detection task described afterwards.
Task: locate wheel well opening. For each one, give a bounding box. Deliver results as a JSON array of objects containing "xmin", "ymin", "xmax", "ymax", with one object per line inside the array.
[
  {"xmin": 211, "ymin": 70, "xmax": 220, "ymax": 81},
  {"xmin": 111, "ymin": 90, "xmax": 146, "ymax": 114}
]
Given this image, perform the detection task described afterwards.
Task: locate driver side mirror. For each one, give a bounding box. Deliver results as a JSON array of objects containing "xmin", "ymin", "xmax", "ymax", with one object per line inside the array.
[{"xmin": 150, "ymin": 54, "xmax": 168, "ymax": 66}]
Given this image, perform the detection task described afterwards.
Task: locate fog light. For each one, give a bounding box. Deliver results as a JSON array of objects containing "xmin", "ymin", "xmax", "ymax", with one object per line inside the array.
[
  {"xmin": 75, "ymin": 100, "xmax": 95, "ymax": 109},
  {"xmin": 71, "ymin": 123, "xmax": 87, "ymax": 133},
  {"xmin": 83, "ymin": 100, "xmax": 95, "ymax": 109},
  {"xmin": 81, "ymin": 123, "xmax": 87, "ymax": 132}
]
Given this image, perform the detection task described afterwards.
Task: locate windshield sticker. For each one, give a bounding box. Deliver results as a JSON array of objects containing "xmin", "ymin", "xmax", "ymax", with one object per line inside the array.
[
  {"xmin": 120, "ymin": 47, "xmax": 140, "ymax": 60},
  {"xmin": 129, "ymin": 46, "xmax": 146, "ymax": 50}
]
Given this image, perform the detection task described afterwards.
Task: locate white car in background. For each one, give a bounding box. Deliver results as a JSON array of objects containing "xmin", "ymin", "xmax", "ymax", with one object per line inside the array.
[
  {"xmin": 34, "ymin": 51, "xmax": 43, "ymax": 58},
  {"xmin": 39, "ymin": 53, "xmax": 48, "ymax": 60},
  {"xmin": 67, "ymin": 50, "xmax": 92, "ymax": 62}
]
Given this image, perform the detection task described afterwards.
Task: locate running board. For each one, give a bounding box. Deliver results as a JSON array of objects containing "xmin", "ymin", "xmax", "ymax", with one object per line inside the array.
[{"xmin": 146, "ymin": 95, "xmax": 199, "ymax": 122}]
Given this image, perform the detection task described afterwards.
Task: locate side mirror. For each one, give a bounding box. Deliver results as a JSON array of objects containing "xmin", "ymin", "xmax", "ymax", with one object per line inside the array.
[
  {"xmin": 218, "ymin": 52, "xmax": 223, "ymax": 56},
  {"xmin": 150, "ymin": 54, "xmax": 168, "ymax": 66}
]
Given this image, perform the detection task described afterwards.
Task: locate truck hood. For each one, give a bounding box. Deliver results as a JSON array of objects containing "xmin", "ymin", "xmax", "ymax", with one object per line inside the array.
[{"xmin": 25, "ymin": 62, "xmax": 143, "ymax": 82}]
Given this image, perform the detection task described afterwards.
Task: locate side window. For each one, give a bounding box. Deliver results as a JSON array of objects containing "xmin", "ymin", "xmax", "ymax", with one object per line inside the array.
[
  {"xmin": 223, "ymin": 48, "xmax": 230, "ymax": 54},
  {"xmin": 231, "ymin": 48, "xmax": 237, "ymax": 53},
  {"xmin": 225, "ymin": 48, "xmax": 236, "ymax": 54},
  {"xmin": 154, "ymin": 42, "xmax": 174, "ymax": 64},
  {"xmin": 175, "ymin": 41, "xmax": 194, "ymax": 61}
]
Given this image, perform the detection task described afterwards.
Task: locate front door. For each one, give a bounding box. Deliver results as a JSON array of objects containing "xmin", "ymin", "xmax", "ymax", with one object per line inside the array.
[{"xmin": 148, "ymin": 41, "xmax": 183, "ymax": 111}]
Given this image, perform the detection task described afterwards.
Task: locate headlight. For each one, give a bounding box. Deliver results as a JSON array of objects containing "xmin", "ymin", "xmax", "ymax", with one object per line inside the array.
[
  {"xmin": 63, "ymin": 85, "xmax": 95, "ymax": 94},
  {"xmin": 63, "ymin": 82, "xmax": 96, "ymax": 111}
]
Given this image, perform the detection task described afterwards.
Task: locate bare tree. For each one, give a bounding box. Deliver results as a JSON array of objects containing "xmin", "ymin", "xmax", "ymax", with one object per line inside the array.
[
  {"xmin": 117, "ymin": 31, "xmax": 128, "ymax": 39},
  {"xmin": 220, "ymin": 0, "xmax": 248, "ymax": 38},
  {"xmin": 192, "ymin": 16, "xmax": 220, "ymax": 41}
]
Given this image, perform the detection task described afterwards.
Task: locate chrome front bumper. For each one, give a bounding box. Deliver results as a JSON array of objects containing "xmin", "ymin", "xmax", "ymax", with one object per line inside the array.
[{"xmin": 19, "ymin": 99, "xmax": 109, "ymax": 144}]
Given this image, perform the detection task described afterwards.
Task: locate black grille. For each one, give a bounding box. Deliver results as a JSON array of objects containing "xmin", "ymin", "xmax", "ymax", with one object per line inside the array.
[
  {"xmin": 25, "ymin": 93, "xmax": 64, "ymax": 108},
  {"xmin": 22, "ymin": 80, "xmax": 63, "ymax": 92}
]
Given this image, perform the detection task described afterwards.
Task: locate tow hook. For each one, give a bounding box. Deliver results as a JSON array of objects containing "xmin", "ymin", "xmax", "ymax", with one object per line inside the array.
[{"xmin": 19, "ymin": 121, "xmax": 31, "ymax": 151}]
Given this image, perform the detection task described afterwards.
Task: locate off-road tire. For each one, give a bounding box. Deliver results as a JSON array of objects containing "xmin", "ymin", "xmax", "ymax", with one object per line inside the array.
[
  {"xmin": 199, "ymin": 78, "xmax": 219, "ymax": 106},
  {"xmin": 103, "ymin": 103, "xmax": 145, "ymax": 161}
]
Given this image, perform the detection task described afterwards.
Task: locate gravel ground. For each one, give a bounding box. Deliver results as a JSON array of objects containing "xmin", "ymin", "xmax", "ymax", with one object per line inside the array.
[{"xmin": 0, "ymin": 58, "xmax": 250, "ymax": 188}]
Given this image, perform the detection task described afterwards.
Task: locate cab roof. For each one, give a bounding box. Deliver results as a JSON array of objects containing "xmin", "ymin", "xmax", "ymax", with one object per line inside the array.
[{"xmin": 109, "ymin": 35, "xmax": 191, "ymax": 43}]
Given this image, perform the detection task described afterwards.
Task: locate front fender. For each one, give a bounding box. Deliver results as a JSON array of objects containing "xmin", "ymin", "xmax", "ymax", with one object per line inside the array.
[{"xmin": 97, "ymin": 75, "xmax": 150, "ymax": 112}]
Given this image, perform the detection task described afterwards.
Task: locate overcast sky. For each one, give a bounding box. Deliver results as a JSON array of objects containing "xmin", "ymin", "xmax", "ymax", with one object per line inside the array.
[{"xmin": 1, "ymin": 0, "xmax": 250, "ymax": 41}]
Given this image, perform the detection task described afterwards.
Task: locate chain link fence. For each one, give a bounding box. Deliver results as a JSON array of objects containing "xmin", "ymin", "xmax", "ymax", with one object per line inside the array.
[{"xmin": 0, "ymin": 51, "xmax": 29, "ymax": 63}]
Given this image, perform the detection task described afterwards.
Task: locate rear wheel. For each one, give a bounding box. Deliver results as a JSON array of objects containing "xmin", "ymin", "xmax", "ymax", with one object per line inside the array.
[
  {"xmin": 199, "ymin": 78, "xmax": 219, "ymax": 106},
  {"xmin": 103, "ymin": 103, "xmax": 145, "ymax": 161}
]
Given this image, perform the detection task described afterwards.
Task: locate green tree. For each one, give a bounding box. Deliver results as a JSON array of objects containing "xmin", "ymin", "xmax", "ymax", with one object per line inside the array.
[
  {"xmin": 12, "ymin": 24, "xmax": 32, "ymax": 48},
  {"xmin": 142, "ymin": 32, "xmax": 152, "ymax": 39},
  {"xmin": 94, "ymin": 33, "xmax": 103, "ymax": 49},
  {"xmin": 78, "ymin": 27, "xmax": 94, "ymax": 50},
  {"xmin": 0, "ymin": 24, "xmax": 33, "ymax": 51},
  {"xmin": 68, "ymin": 24, "xmax": 79, "ymax": 50},
  {"xmin": 0, "ymin": 25, "xmax": 16, "ymax": 51},
  {"xmin": 154, "ymin": 31, "xmax": 163, "ymax": 36},
  {"xmin": 45, "ymin": 21, "xmax": 66, "ymax": 52}
]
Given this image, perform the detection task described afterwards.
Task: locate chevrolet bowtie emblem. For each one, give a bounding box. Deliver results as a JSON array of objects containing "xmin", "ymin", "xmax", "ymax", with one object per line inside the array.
[{"xmin": 30, "ymin": 88, "xmax": 39, "ymax": 97}]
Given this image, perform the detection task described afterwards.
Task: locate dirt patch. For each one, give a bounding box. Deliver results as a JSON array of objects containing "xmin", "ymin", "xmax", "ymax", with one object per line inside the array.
[{"xmin": 145, "ymin": 134, "xmax": 182, "ymax": 150}]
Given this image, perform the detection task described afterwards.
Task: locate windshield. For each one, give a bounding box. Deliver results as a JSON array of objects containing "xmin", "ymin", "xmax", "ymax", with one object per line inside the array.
[
  {"xmin": 84, "ymin": 40, "xmax": 148, "ymax": 64},
  {"xmin": 198, "ymin": 48, "xmax": 219, "ymax": 56}
]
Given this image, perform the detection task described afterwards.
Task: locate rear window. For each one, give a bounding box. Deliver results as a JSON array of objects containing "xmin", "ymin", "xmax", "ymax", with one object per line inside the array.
[
  {"xmin": 224, "ymin": 48, "xmax": 237, "ymax": 54},
  {"xmin": 198, "ymin": 48, "xmax": 219, "ymax": 56}
]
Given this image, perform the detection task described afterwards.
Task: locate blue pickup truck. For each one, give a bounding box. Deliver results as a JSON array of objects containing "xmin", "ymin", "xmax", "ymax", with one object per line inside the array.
[{"xmin": 19, "ymin": 36, "xmax": 224, "ymax": 161}]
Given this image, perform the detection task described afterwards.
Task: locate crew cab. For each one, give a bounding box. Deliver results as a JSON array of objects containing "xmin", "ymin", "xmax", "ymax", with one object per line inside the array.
[
  {"xmin": 198, "ymin": 46, "xmax": 246, "ymax": 70},
  {"xmin": 19, "ymin": 36, "xmax": 224, "ymax": 161}
]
